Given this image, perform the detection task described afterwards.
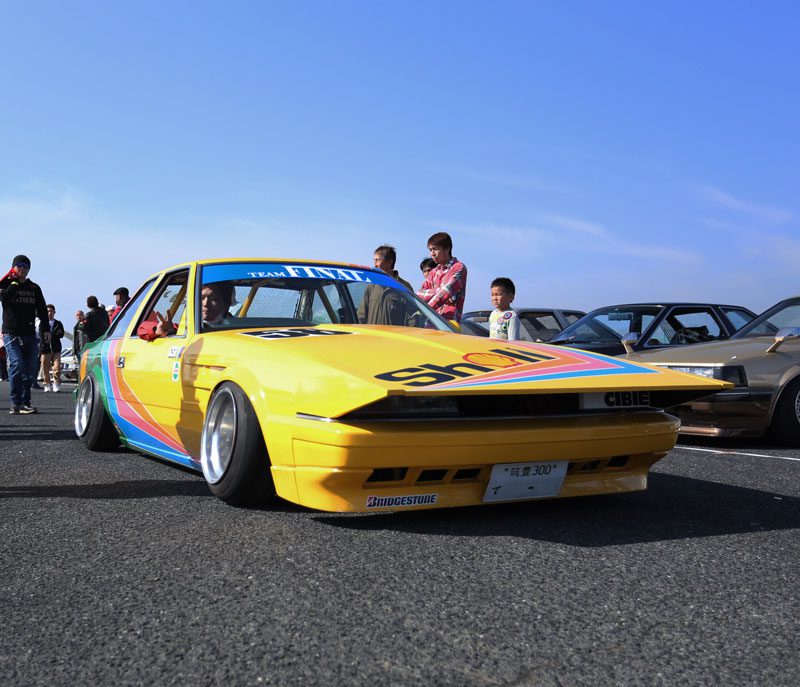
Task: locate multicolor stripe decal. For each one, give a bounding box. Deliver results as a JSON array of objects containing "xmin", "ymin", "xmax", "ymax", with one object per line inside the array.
[
  {"xmin": 99, "ymin": 339, "xmax": 198, "ymax": 469},
  {"xmin": 429, "ymin": 343, "xmax": 660, "ymax": 390}
]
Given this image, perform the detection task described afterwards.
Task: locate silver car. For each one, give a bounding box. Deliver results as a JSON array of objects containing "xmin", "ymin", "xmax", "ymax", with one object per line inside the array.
[{"xmin": 626, "ymin": 296, "xmax": 800, "ymax": 445}]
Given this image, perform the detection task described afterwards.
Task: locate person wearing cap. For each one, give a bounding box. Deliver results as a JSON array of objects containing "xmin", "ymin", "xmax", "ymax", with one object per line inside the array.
[
  {"xmin": 0, "ymin": 255, "xmax": 50, "ymax": 414},
  {"xmin": 107, "ymin": 286, "xmax": 130, "ymax": 322}
]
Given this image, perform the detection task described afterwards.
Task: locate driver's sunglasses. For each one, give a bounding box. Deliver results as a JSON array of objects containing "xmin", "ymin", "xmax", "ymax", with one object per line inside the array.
[{"xmin": 14, "ymin": 263, "xmax": 29, "ymax": 269}]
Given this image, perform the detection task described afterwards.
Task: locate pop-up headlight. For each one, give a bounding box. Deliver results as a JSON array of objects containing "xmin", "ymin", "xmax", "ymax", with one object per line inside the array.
[{"xmin": 663, "ymin": 365, "xmax": 747, "ymax": 387}]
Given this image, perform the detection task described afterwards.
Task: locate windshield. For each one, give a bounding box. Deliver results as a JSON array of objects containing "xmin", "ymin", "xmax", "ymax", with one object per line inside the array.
[
  {"xmin": 731, "ymin": 300, "xmax": 800, "ymax": 339},
  {"xmin": 198, "ymin": 262, "xmax": 452, "ymax": 333},
  {"xmin": 552, "ymin": 305, "xmax": 661, "ymax": 344}
]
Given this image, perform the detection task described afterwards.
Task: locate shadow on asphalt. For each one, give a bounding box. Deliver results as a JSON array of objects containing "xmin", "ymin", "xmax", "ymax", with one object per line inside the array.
[
  {"xmin": 1, "ymin": 427, "xmax": 77, "ymax": 441},
  {"xmin": 0, "ymin": 479, "xmax": 213, "ymax": 500},
  {"xmin": 312, "ymin": 472, "xmax": 800, "ymax": 546}
]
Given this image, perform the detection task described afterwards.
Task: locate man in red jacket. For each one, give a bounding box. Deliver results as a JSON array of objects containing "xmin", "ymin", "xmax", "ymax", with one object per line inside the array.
[{"xmin": 416, "ymin": 232, "xmax": 468, "ymax": 322}]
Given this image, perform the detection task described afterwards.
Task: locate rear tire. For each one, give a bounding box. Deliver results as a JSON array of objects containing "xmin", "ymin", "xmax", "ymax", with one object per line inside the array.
[
  {"xmin": 769, "ymin": 377, "xmax": 800, "ymax": 447},
  {"xmin": 75, "ymin": 374, "xmax": 119, "ymax": 451},
  {"xmin": 201, "ymin": 382, "xmax": 275, "ymax": 506}
]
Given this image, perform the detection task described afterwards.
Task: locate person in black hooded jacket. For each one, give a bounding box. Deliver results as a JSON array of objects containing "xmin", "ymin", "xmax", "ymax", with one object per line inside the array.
[{"xmin": 1, "ymin": 254, "xmax": 50, "ymax": 414}]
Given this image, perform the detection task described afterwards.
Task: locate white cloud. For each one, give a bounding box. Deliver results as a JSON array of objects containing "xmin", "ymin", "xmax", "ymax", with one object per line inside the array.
[
  {"xmin": 432, "ymin": 166, "xmax": 567, "ymax": 192},
  {"xmin": 542, "ymin": 214, "xmax": 606, "ymax": 238},
  {"xmin": 695, "ymin": 185, "xmax": 794, "ymax": 225},
  {"xmin": 438, "ymin": 214, "xmax": 697, "ymax": 264}
]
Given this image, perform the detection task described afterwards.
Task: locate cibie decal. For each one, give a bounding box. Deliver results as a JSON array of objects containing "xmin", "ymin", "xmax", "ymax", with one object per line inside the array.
[
  {"xmin": 168, "ymin": 346, "xmax": 185, "ymax": 359},
  {"xmin": 241, "ymin": 328, "xmax": 353, "ymax": 340},
  {"xmin": 374, "ymin": 343, "xmax": 660, "ymax": 389},
  {"xmin": 366, "ymin": 494, "xmax": 438, "ymax": 509},
  {"xmin": 171, "ymin": 362, "xmax": 180, "ymax": 382}
]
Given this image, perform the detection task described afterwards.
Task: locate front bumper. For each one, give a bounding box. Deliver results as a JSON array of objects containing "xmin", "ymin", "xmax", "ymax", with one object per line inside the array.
[
  {"xmin": 669, "ymin": 389, "xmax": 773, "ymax": 438},
  {"xmin": 270, "ymin": 411, "xmax": 681, "ymax": 512}
]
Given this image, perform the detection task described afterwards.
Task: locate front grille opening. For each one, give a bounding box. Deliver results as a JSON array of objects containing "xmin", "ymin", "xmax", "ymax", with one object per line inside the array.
[
  {"xmin": 417, "ymin": 469, "xmax": 448, "ymax": 483},
  {"xmin": 579, "ymin": 460, "xmax": 601, "ymax": 472},
  {"xmin": 366, "ymin": 467, "xmax": 408, "ymax": 483},
  {"xmin": 453, "ymin": 468, "xmax": 481, "ymax": 481},
  {"xmin": 607, "ymin": 455, "xmax": 629, "ymax": 468}
]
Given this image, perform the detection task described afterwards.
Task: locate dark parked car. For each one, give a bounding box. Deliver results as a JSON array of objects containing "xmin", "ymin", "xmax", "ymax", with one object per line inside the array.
[
  {"xmin": 626, "ymin": 296, "xmax": 800, "ymax": 445},
  {"xmin": 549, "ymin": 302, "xmax": 756, "ymax": 356},
  {"xmin": 461, "ymin": 308, "xmax": 585, "ymax": 341}
]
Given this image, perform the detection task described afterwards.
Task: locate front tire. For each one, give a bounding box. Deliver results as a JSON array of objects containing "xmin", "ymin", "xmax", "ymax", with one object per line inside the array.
[
  {"xmin": 769, "ymin": 377, "xmax": 800, "ymax": 447},
  {"xmin": 201, "ymin": 382, "xmax": 275, "ymax": 506},
  {"xmin": 75, "ymin": 374, "xmax": 119, "ymax": 451}
]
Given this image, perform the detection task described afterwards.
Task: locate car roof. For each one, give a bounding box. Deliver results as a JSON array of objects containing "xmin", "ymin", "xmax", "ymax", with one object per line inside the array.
[
  {"xmin": 586, "ymin": 302, "xmax": 754, "ymax": 310},
  {"xmin": 464, "ymin": 307, "xmax": 585, "ymax": 314}
]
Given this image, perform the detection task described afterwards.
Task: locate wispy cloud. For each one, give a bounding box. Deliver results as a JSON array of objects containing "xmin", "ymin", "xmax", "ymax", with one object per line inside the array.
[
  {"xmin": 433, "ymin": 166, "xmax": 567, "ymax": 193},
  {"xmin": 542, "ymin": 214, "xmax": 696, "ymax": 262},
  {"xmin": 431, "ymin": 214, "xmax": 696, "ymax": 263},
  {"xmin": 695, "ymin": 185, "xmax": 794, "ymax": 225},
  {"xmin": 0, "ymin": 188, "xmax": 86, "ymax": 226},
  {"xmin": 542, "ymin": 214, "xmax": 605, "ymax": 238}
]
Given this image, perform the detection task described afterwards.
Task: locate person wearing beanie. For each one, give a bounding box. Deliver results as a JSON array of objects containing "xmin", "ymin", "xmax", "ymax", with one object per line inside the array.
[
  {"xmin": 1, "ymin": 254, "xmax": 50, "ymax": 414},
  {"xmin": 108, "ymin": 286, "xmax": 130, "ymax": 322}
]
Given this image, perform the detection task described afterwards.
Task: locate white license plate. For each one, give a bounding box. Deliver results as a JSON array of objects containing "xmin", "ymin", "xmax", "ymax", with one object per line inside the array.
[{"xmin": 483, "ymin": 461, "xmax": 567, "ymax": 502}]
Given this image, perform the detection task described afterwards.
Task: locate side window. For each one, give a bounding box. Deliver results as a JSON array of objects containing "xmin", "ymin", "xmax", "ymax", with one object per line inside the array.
[
  {"xmin": 310, "ymin": 285, "xmax": 341, "ymax": 325},
  {"xmin": 647, "ymin": 308, "xmax": 722, "ymax": 346},
  {"xmin": 106, "ymin": 279, "xmax": 157, "ymax": 340},
  {"xmin": 136, "ymin": 270, "xmax": 189, "ymax": 339},
  {"xmin": 722, "ymin": 307, "xmax": 755, "ymax": 332},
  {"xmin": 518, "ymin": 312, "xmax": 561, "ymax": 341},
  {"xmin": 563, "ymin": 312, "xmax": 584, "ymax": 325}
]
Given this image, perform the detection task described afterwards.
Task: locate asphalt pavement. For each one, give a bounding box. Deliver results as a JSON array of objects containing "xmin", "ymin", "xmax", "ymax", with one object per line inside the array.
[{"xmin": 1, "ymin": 384, "xmax": 798, "ymax": 686}]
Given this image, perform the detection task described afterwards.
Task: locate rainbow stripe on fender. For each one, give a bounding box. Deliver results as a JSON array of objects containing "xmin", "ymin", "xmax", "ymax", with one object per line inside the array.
[
  {"xmin": 428, "ymin": 343, "xmax": 659, "ymax": 390},
  {"xmin": 98, "ymin": 339, "xmax": 197, "ymax": 468}
]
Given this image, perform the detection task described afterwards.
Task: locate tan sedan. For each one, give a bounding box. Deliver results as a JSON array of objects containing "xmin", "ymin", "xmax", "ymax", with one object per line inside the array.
[{"xmin": 626, "ymin": 296, "xmax": 800, "ymax": 446}]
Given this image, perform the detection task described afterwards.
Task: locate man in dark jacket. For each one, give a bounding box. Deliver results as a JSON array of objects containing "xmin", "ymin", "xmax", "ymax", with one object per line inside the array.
[
  {"xmin": 39, "ymin": 304, "xmax": 65, "ymax": 393},
  {"xmin": 0, "ymin": 254, "xmax": 50, "ymax": 414},
  {"xmin": 81, "ymin": 295, "xmax": 110, "ymax": 342},
  {"xmin": 73, "ymin": 309, "xmax": 88, "ymax": 362}
]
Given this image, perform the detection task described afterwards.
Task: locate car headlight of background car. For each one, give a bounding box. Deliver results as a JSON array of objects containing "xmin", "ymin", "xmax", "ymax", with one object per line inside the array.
[{"xmin": 661, "ymin": 365, "xmax": 748, "ymax": 387}]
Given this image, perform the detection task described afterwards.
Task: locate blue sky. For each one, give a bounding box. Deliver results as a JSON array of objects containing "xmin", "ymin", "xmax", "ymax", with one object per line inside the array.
[{"xmin": 1, "ymin": 1, "xmax": 798, "ymax": 319}]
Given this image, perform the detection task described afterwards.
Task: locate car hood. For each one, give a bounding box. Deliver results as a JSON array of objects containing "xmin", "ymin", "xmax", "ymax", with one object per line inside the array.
[
  {"xmin": 192, "ymin": 325, "xmax": 730, "ymax": 417},
  {"xmin": 625, "ymin": 336, "xmax": 795, "ymax": 365}
]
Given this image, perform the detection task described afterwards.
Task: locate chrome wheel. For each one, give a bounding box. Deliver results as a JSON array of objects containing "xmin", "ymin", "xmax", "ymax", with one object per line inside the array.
[
  {"xmin": 795, "ymin": 387, "xmax": 800, "ymax": 422},
  {"xmin": 201, "ymin": 386, "xmax": 238, "ymax": 484},
  {"xmin": 74, "ymin": 377, "xmax": 94, "ymax": 436}
]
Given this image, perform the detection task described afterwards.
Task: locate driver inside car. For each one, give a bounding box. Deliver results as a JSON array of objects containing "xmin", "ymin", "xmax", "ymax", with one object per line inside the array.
[
  {"xmin": 139, "ymin": 281, "xmax": 236, "ymax": 340},
  {"xmin": 200, "ymin": 281, "xmax": 235, "ymax": 329}
]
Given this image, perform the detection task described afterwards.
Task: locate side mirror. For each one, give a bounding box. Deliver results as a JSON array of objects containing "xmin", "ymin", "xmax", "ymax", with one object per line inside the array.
[
  {"xmin": 766, "ymin": 326, "xmax": 800, "ymax": 353},
  {"xmin": 449, "ymin": 320, "xmax": 462, "ymax": 333},
  {"xmin": 621, "ymin": 332, "xmax": 639, "ymax": 354}
]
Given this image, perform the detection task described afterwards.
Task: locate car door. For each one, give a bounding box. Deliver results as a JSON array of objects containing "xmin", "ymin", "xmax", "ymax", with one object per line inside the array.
[{"xmin": 110, "ymin": 267, "xmax": 198, "ymax": 463}]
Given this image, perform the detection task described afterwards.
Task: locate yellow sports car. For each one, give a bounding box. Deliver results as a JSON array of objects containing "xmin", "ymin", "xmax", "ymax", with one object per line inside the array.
[{"xmin": 74, "ymin": 259, "xmax": 727, "ymax": 512}]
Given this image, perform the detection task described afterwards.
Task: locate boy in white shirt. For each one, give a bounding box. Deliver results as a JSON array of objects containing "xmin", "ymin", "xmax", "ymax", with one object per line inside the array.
[{"xmin": 488, "ymin": 277, "xmax": 520, "ymax": 340}]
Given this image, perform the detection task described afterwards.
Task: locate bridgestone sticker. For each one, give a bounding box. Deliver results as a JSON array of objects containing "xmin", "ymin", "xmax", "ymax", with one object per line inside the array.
[{"xmin": 366, "ymin": 494, "xmax": 438, "ymax": 509}]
